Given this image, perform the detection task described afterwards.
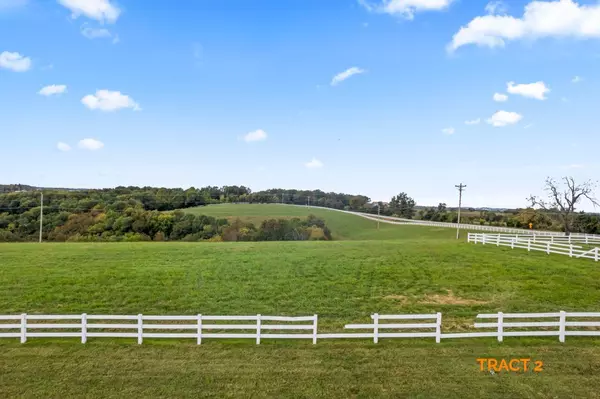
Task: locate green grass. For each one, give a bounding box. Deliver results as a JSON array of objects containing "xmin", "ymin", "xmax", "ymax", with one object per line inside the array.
[
  {"xmin": 185, "ymin": 203, "xmax": 454, "ymax": 240},
  {"xmin": 2, "ymin": 205, "xmax": 600, "ymax": 397}
]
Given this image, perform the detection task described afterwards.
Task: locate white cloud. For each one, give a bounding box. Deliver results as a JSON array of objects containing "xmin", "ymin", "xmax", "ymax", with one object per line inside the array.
[
  {"xmin": 442, "ymin": 127, "xmax": 455, "ymax": 135},
  {"xmin": 81, "ymin": 90, "xmax": 141, "ymax": 112},
  {"xmin": 567, "ymin": 163, "xmax": 585, "ymax": 169},
  {"xmin": 465, "ymin": 118, "xmax": 481, "ymax": 125},
  {"xmin": 38, "ymin": 85, "xmax": 67, "ymax": 96},
  {"xmin": 485, "ymin": 1, "xmax": 507, "ymax": 15},
  {"xmin": 57, "ymin": 142, "xmax": 71, "ymax": 152},
  {"xmin": 243, "ymin": 129, "xmax": 268, "ymax": 142},
  {"xmin": 507, "ymin": 81, "xmax": 549, "ymax": 100},
  {"xmin": 78, "ymin": 138, "xmax": 104, "ymax": 150},
  {"xmin": 486, "ymin": 110, "xmax": 523, "ymax": 127},
  {"xmin": 58, "ymin": 0, "xmax": 120, "ymax": 23},
  {"xmin": 305, "ymin": 158, "xmax": 324, "ymax": 169},
  {"xmin": 449, "ymin": 0, "xmax": 600, "ymax": 52},
  {"xmin": 0, "ymin": 51, "xmax": 31, "ymax": 72},
  {"xmin": 572, "ymin": 75, "xmax": 583, "ymax": 83},
  {"xmin": 331, "ymin": 67, "xmax": 366, "ymax": 86},
  {"xmin": 81, "ymin": 25, "xmax": 112, "ymax": 39},
  {"xmin": 493, "ymin": 92, "xmax": 508, "ymax": 102},
  {"xmin": 360, "ymin": 0, "xmax": 454, "ymax": 20}
]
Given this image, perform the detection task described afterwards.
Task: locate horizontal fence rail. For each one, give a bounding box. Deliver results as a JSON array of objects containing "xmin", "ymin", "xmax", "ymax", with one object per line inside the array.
[
  {"xmin": 2, "ymin": 312, "xmax": 600, "ymax": 344},
  {"xmin": 468, "ymin": 233, "xmax": 600, "ymax": 262}
]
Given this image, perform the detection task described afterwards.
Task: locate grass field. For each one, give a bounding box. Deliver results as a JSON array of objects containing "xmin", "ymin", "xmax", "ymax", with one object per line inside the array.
[{"xmin": 2, "ymin": 205, "xmax": 600, "ymax": 398}]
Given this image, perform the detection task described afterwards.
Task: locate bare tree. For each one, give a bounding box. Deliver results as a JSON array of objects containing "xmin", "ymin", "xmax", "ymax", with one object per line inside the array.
[{"xmin": 528, "ymin": 177, "xmax": 599, "ymax": 235}]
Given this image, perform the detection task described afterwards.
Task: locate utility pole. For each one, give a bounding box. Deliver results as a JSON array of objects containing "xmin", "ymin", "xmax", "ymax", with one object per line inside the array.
[
  {"xmin": 377, "ymin": 203, "xmax": 380, "ymax": 230},
  {"xmin": 39, "ymin": 192, "xmax": 44, "ymax": 243},
  {"xmin": 455, "ymin": 183, "xmax": 466, "ymax": 240}
]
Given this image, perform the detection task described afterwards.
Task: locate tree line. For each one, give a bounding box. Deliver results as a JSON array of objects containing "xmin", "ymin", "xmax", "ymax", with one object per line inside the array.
[{"xmin": 1, "ymin": 176, "xmax": 598, "ymax": 242}]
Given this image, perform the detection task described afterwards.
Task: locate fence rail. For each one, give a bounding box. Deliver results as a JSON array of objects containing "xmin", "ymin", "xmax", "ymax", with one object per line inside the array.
[
  {"xmin": 2, "ymin": 311, "xmax": 600, "ymax": 344},
  {"xmin": 468, "ymin": 233, "xmax": 600, "ymax": 262}
]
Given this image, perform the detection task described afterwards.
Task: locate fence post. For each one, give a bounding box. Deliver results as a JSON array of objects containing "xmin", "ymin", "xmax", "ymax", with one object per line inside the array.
[
  {"xmin": 435, "ymin": 313, "xmax": 442, "ymax": 344},
  {"xmin": 313, "ymin": 315, "xmax": 318, "ymax": 345},
  {"xmin": 81, "ymin": 313, "xmax": 87, "ymax": 344},
  {"xmin": 197, "ymin": 314, "xmax": 202, "ymax": 345},
  {"xmin": 569, "ymin": 245, "xmax": 573, "ymax": 257},
  {"xmin": 551, "ymin": 236, "xmax": 554, "ymax": 244},
  {"xmin": 547, "ymin": 242, "xmax": 551, "ymax": 255},
  {"xmin": 137, "ymin": 314, "xmax": 143, "ymax": 345},
  {"xmin": 256, "ymin": 314, "xmax": 261, "ymax": 345},
  {"xmin": 373, "ymin": 313, "xmax": 379, "ymax": 344},
  {"xmin": 559, "ymin": 311, "xmax": 566, "ymax": 343},
  {"xmin": 596, "ymin": 248, "xmax": 599, "ymax": 262},
  {"xmin": 482, "ymin": 235, "xmax": 486, "ymax": 245},
  {"xmin": 497, "ymin": 235, "xmax": 500, "ymax": 246},
  {"xmin": 528, "ymin": 239, "xmax": 531, "ymax": 252},
  {"xmin": 497, "ymin": 312, "xmax": 504, "ymax": 343},
  {"xmin": 511, "ymin": 239, "xmax": 515, "ymax": 249},
  {"xmin": 20, "ymin": 313, "xmax": 27, "ymax": 344}
]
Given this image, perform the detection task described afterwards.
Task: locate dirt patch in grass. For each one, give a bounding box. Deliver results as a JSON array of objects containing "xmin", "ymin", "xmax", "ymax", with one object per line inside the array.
[
  {"xmin": 420, "ymin": 290, "xmax": 488, "ymax": 306},
  {"xmin": 383, "ymin": 290, "xmax": 488, "ymax": 306}
]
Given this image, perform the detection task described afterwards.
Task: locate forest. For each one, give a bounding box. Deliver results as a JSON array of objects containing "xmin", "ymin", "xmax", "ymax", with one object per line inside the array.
[{"xmin": 0, "ymin": 184, "xmax": 598, "ymax": 242}]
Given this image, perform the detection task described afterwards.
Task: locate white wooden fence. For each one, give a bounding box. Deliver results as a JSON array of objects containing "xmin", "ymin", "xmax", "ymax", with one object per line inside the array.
[
  {"xmin": 2, "ymin": 311, "xmax": 600, "ymax": 344},
  {"xmin": 468, "ymin": 233, "xmax": 600, "ymax": 262},
  {"xmin": 0, "ymin": 314, "xmax": 318, "ymax": 344}
]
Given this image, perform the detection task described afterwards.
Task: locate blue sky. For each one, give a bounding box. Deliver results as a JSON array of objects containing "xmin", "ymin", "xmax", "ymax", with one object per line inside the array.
[{"xmin": 1, "ymin": 0, "xmax": 599, "ymax": 210}]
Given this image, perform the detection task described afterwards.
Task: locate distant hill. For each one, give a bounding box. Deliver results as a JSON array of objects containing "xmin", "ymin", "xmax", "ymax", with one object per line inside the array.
[{"xmin": 0, "ymin": 184, "xmax": 84, "ymax": 193}]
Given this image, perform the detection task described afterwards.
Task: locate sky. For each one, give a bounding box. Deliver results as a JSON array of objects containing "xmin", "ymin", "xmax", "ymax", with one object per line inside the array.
[{"xmin": 1, "ymin": 0, "xmax": 600, "ymax": 210}]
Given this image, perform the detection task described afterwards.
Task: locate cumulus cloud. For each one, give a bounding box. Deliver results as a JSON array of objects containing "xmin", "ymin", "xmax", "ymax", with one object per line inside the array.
[
  {"xmin": 0, "ymin": 51, "xmax": 31, "ymax": 72},
  {"xmin": 331, "ymin": 67, "xmax": 365, "ymax": 86},
  {"xmin": 81, "ymin": 90, "xmax": 141, "ymax": 111},
  {"xmin": 448, "ymin": 0, "xmax": 600, "ymax": 52},
  {"xmin": 359, "ymin": 0, "xmax": 454, "ymax": 20},
  {"xmin": 81, "ymin": 24, "xmax": 113, "ymax": 40},
  {"xmin": 57, "ymin": 142, "xmax": 71, "ymax": 152},
  {"xmin": 243, "ymin": 129, "xmax": 268, "ymax": 142},
  {"xmin": 485, "ymin": 1, "xmax": 508, "ymax": 15},
  {"xmin": 442, "ymin": 127, "xmax": 455, "ymax": 135},
  {"xmin": 493, "ymin": 92, "xmax": 508, "ymax": 102},
  {"xmin": 305, "ymin": 158, "xmax": 324, "ymax": 169},
  {"xmin": 58, "ymin": 0, "xmax": 120, "ymax": 23},
  {"xmin": 507, "ymin": 81, "xmax": 549, "ymax": 100},
  {"xmin": 38, "ymin": 85, "xmax": 67, "ymax": 96},
  {"xmin": 78, "ymin": 138, "xmax": 104, "ymax": 150},
  {"xmin": 465, "ymin": 118, "xmax": 481, "ymax": 125},
  {"xmin": 486, "ymin": 110, "xmax": 523, "ymax": 127}
]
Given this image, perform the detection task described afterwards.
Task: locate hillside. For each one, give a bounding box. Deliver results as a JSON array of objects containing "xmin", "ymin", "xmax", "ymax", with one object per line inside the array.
[{"xmin": 185, "ymin": 203, "xmax": 454, "ymax": 241}]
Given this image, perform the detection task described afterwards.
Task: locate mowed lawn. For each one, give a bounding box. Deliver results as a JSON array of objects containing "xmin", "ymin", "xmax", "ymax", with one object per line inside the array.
[{"xmin": 2, "ymin": 206, "xmax": 600, "ymax": 397}]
